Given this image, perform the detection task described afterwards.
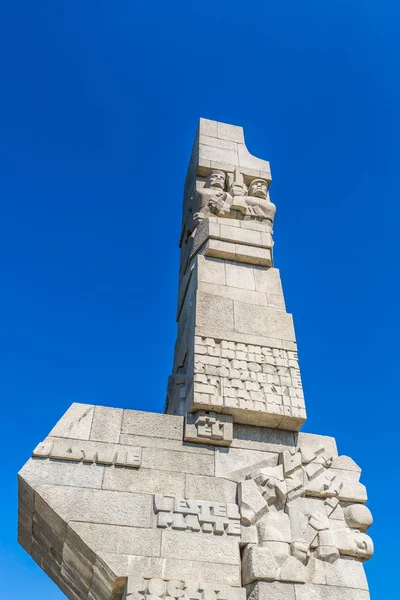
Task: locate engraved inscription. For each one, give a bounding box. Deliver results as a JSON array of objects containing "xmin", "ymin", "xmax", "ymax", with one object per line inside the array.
[
  {"xmin": 154, "ymin": 494, "xmax": 241, "ymax": 536},
  {"xmin": 32, "ymin": 440, "xmax": 141, "ymax": 468},
  {"xmin": 194, "ymin": 337, "xmax": 306, "ymax": 420},
  {"xmin": 124, "ymin": 577, "xmax": 245, "ymax": 600},
  {"xmin": 184, "ymin": 411, "xmax": 233, "ymax": 446}
]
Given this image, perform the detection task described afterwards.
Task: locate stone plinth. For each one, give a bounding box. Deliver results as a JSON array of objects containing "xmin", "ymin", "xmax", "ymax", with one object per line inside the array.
[{"xmin": 19, "ymin": 403, "xmax": 372, "ymax": 600}]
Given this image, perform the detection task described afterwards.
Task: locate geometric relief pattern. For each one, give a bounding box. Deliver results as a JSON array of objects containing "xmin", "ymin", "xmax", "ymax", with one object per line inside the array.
[
  {"xmin": 239, "ymin": 445, "xmax": 373, "ymax": 585},
  {"xmin": 194, "ymin": 337, "xmax": 306, "ymax": 421}
]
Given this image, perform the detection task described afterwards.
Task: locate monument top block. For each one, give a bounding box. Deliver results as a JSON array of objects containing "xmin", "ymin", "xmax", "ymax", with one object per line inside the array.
[{"xmin": 190, "ymin": 118, "xmax": 271, "ymax": 179}]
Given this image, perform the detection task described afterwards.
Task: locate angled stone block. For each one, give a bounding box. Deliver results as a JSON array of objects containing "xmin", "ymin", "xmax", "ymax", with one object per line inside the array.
[
  {"xmin": 141, "ymin": 446, "xmax": 214, "ymax": 476},
  {"xmin": 37, "ymin": 485, "xmax": 152, "ymax": 528},
  {"xmin": 20, "ymin": 457, "xmax": 104, "ymax": 490},
  {"xmin": 68, "ymin": 522, "xmax": 161, "ymax": 558},
  {"xmin": 90, "ymin": 406, "xmax": 123, "ymax": 443},
  {"xmin": 121, "ymin": 410, "xmax": 184, "ymax": 440},
  {"xmin": 160, "ymin": 529, "xmax": 240, "ymax": 564},
  {"xmin": 246, "ymin": 581, "xmax": 295, "ymax": 600},
  {"xmin": 103, "ymin": 466, "xmax": 186, "ymax": 497},
  {"xmin": 294, "ymin": 584, "xmax": 370, "ymax": 600},
  {"xmin": 101, "ymin": 553, "xmax": 242, "ymax": 587},
  {"xmin": 324, "ymin": 556, "xmax": 369, "ymax": 590},
  {"xmin": 49, "ymin": 403, "xmax": 94, "ymax": 441},
  {"xmin": 185, "ymin": 474, "xmax": 237, "ymax": 503}
]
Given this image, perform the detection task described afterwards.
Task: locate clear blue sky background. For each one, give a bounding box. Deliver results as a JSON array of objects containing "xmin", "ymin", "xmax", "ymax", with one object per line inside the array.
[{"xmin": 0, "ymin": 1, "xmax": 398, "ymax": 598}]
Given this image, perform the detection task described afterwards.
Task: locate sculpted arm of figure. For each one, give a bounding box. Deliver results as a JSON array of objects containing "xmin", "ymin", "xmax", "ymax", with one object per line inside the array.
[
  {"xmin": 209, "ymin": 191, "xmax": 233, "ymax": 216},
  {"xmin": 245, "ymin": 195, "xmax": 269, "ymax": 214},
  {"xmin": 246, "ymin": 195, "xmax": 277, "ymax": 220}
]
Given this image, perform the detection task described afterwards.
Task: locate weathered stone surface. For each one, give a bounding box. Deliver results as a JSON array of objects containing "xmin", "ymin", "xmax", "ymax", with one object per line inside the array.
[
  {"xmin": 330, "ymin": 468, "xmax": 368, "ymax": 503},
  {"xmin": 49, "ymin": 403, "xmax": 94, "ymax": 440},
  {"xmin": 122, "ymin": 410, "xmax": 183, "ymax": 440},
  {"xmin": 294, "ymin": 584, "xmax": 370, "ymax": 600},
  {"xmin": 101, "ymin": 553, "xmax": 242, "ymax": 587},
  {"xmin": 141, "ymin": 446, "xmax": 214, "ymax": 476},
  {"xmin": 331, "ymin": 455, "xmax": 361, "ymax": 472},
  {"xmin": 120, "ymin": 433, "xmax": 214, "ymax": 454},
  {"xmin": 185, "ymin": 474, "xmax": 237, "ymax": 503},
  {"xmin": 215, "ymin": 447, "xmax": 278, "ymax": 480},
  {"xmin": 198, "ymin": 280, "xmax": 268, "ymax": 307},
  {"xmin": 37, "ymin": 485, "xmax": 152, "ymax": 528},
  {"xmin": 233, "ymin": 303, "xmax": 295, "ymax": 341},
  {"xmin": 324, "ymin": 556, "xmax": 369, "ymax": 590},
  {"xmin": 196, "ymin": 291, "xmax": 235, "ymax": 331},
  {"xmin": 198, "ymin": 256, "xmax": 226, "ymax": 285},
  {"xmin": 69, "ymin": 522, "xmax": 161, "ymax": 557},
  {"xmin": 344, "ymin": 504, "xmax": 373, "ymax": 531},
  {"xmin": 225, "ymin": 261, "xmax": 257, "ymax": 290},
  {"xmin": 232, "ymin": 424, "xmax": 296, "ymax": 453},
  {"xmin": 20, "ymin": 457, "xmax": 104, "ymax": 489},
  {"xmin": 90, "ymin": 406, "xmax": 123, "ymax": 443},
  {"xmin": 161, "ymin": 530, "xmax": 240, "ymax": 564},
  {"xmin": 296, "ymin": 432, "xmax": 338, "ymax": 459},
  {"xmin": 103, "ymin": 466, "xmax": 185, "ymax": 496},
  {"xmin": 246, "ymin": 581, "xmax": 295, "ymax": 600}
]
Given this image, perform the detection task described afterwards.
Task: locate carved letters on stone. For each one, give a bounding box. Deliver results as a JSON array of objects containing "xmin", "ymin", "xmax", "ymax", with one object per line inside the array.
[
  {"xmin": 184, "ymin": 411, "xmax": 233, "ymax": 446},
  {"xmin": 154, "ymin": 494, "xmax": 241, "ymax": 536},
  {"xmin": 194, "ymin": 337, "xmax": 306, "ymax": 421},
  {"xmin": 32, "ymin": 440, "xmax": 142, "ymax": 468},
  {"xmin": 124, "ymin": 578, "xmax": 245, "ymax": 600},
  {"xmin": 239, "ymin": 445, "xmax": 373, "ymax": 585}
]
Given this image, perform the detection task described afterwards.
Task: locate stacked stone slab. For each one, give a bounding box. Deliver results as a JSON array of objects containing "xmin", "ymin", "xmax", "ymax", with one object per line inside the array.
[{"xmin": 18, "ymin": 119, "xmax": 374, "ymax": 600}]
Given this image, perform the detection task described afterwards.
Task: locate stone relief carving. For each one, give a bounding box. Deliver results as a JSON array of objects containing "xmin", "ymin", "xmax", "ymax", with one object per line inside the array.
[
  {"xmin": 194, "ymin": 169, "xmax": 275, "ymax": 227},
  {"xmin": 123, "ymin": 578, "xmax": 245, "ymax": 600},
  {"xmin": 239, "ymin": 445, "xmax": 373, "ymax": 585},
  {"xmin": 184, "ymin": 410, "xmax": 233, "ymax": 446},
  {"xmin": 33, "ymin": 440, "xmax": 142, "ymax": 468},
  {"xmin": 154, "ymin": 494, "xmax": 241, "ymax": 536},
  {"xmin": 194, "ymin": 337, "xmax": 306, "ymax": 422},
  {"xmin": 194, "ymin": 170, "xmax": 232, "ymax": 225},
  {"xmin": 230, "ymin": 177, "xmax": 275, "ymax": 224}
]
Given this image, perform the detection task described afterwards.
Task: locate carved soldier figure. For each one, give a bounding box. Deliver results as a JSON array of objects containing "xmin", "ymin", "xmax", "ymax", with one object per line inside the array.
[
  {"xmin": 231, "ymin": 178, "xmax": 276, "ymax": 225},
  {"xmin": 193, "ymin": 170, "xmax": 232, "ymax": 225}
]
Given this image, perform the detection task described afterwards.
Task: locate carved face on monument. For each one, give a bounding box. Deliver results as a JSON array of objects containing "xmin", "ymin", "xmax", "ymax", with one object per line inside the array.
[
  {"xmin": 206, "ymin": 170, "xmax": 226, "ymax": 190},
  {"xmin": 248, "ymin": 178, "xmax": 269, "ymax": 199}
]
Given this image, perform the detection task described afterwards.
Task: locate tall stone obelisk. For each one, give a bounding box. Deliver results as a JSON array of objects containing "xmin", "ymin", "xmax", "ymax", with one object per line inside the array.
[
  {"xmin": 18, "ymin": 119, "xmax": 373, "ymax": 600},
  {"xmin": 166, "ymin": 119, "xmax": 305, "ymax": 431}
]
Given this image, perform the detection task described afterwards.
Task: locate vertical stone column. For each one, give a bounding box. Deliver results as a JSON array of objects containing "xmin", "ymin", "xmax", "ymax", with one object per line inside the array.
[{"xmin": 166, "ymin": 118, "xmax": 306, "ymax": 431}]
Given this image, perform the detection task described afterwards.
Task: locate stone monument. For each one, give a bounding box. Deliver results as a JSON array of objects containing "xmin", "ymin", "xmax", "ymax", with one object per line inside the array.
[{"xmin": 18, "ymin": 119, "xmax": 373, "ymax": 600}]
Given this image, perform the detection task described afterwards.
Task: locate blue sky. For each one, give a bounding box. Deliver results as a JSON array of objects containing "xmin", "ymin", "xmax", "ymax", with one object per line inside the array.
[{"xmin": 0, "ymin": 1, "xmax": 398, "ymax": 597}]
